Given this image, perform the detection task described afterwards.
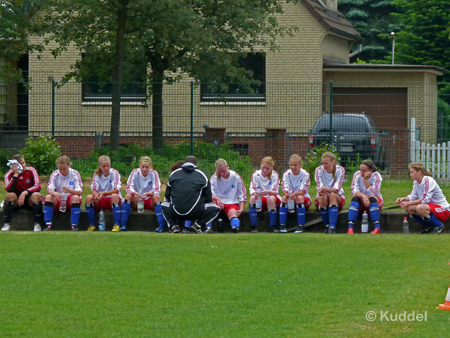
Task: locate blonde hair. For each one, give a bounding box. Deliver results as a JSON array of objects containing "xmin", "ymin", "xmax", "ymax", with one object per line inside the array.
[
  {"xmin": 215, "ymin": 158, "xmax": 228, "ymax": 180},
  {"xmin": 290, "ymin": 154, "xmax": 302, "ymax": 166},
  {"xmin": 139, "ymin": 156, "xmax": 152, "ymax": 166},
  {"xmin": 410, "ymin": 162, "xmax": 432, "ymax": 177},
  {"xmin": 361, "ymin": 159, "xmax": 378, "ymax": 172},
  {"xmin": 95, "ymin": 155, "xmax": 111, "ymax": 176},
  {"xmin": 322, "ymin": 152, "xmax": 337, "ymax": 180},
  {"xmin": 56, "ymin": 155, "xmax": 71, "ymax": 166},
  {"xmin": 261, "ymin": 156, "xmax": 275, "ymax": 180}
]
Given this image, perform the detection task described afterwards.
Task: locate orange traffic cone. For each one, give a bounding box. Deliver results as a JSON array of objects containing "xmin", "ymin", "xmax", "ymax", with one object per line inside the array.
[{"xmin": 438, "ymin": 284, "xmax": 450, "ymax": 310}]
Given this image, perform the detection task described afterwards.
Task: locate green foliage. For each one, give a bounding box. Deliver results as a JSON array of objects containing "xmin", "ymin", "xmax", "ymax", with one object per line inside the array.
[
  {"xmin": 0, "ymin": 149, "xmax": 16, "ymax": 174},
  {"xmin": 437, "ymin": 97, "xmax": 450, "ymax": 142},
  {"xmin": 342, "ymin": 153, "xmax": 365, "ymax": 175},
  {"xmin": 20, "ymin": 136, "xmax": 62, "ymax": 175},
  {"xmin": 303, "ymin": 143, "xmax": 340, "ymax": 176}
]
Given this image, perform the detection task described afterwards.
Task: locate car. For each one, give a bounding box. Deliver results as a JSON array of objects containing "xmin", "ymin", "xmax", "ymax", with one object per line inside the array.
[{"xmin": 308, "ymin": 112, "xmax": 386, "ymax": 168}]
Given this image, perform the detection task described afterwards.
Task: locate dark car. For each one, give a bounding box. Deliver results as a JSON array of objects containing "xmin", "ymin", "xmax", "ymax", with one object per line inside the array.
[{"xmin": 308, "ymin": 112, "xmax": 385, "ymax": 168}]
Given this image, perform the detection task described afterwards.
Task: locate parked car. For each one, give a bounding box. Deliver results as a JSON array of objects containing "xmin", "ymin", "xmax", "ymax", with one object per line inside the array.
[{"xmin": 308, "ymin": 112, "xmax": 386, "ymax": 168}]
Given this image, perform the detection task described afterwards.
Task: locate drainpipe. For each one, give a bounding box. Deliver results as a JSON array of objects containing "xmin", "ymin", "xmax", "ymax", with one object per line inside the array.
[{"xmin": 349, "ymin": 44, "xmax": 362, "ymax": 59}]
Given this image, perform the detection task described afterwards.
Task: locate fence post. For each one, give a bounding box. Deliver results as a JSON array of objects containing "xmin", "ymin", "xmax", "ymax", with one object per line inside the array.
[
  {"xmin": 329, "ymin": 81, "xmax": 333, "ymax": 146},
  {"xmin": 415, "ymin": 140, "xmax": 420, "ymax": 162},
  {"xmin": 52, "ymin": 80, "xmax": 56, "ymax": 137},
  {"xmin": 421, "ymin": 142, "xmax": 425, "ymax": 168},
  {"xmin": 410, "ymin": 117, "xmax": 416, "ymax": 162},
  {"xmin": 437, "ymin": 144, "xmax": 441, "ymax": 179},
  {"xmin": 190, "ymin": 81, "xmax": 194, "ymax": 156}
]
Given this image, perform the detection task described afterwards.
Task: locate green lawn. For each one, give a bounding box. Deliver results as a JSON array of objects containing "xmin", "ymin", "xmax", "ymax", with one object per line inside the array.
[{"xmin": 0, "ymin": 232, "xmax": 449, "ymax": 337}]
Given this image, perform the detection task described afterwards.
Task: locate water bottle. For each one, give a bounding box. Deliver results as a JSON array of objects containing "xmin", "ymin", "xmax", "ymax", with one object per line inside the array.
[
  {"xmin": 99, "ymin": 209, "xmax": 106, "ymax": 231},
  {"xmin": 255, "ymin": 189, "xmax": 262, "ymax": 212},
  {"xmin": 361, "ymin": 211, "xmax": 369, "ymax": 233},
  {"xmin": 403, "ymin": 217, "xmax": 409, "ymax": 234},
  {"xmin": 137, "ymin": 189, "xmax": 144, "ymax": 214},
  {"xmin": 59, "ymin": 193, "xmax": 67, "ymax": 212},
  {"xmin": 288, "ymin": 192, "xmax": 295, "ymax": 213},
  {"xmin": 218, "ymin": 218, "xmax": 224, "ymax": 233}
]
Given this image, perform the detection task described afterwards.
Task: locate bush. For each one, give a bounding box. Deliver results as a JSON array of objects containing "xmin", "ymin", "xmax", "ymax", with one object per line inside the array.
[
  {"xmin": 20, "ymin": 136, "xmax": 62, "ymax": 175},
  {"xmin": 303, "ymin": 143, "xmax": 340, "ymax": 175}
]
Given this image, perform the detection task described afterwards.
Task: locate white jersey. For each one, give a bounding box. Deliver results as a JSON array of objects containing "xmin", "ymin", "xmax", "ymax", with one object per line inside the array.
[
  {"xmin": 315, "ymin": 165, "xmax": 345, "ymax": 199},
  {"xmin": 126, "ymin": 168, "xmax": 161, "ymax": 201},
  {"xmin": 90, "ymin": 168, "xmax": 123, "ymax": 200},
  {"xmin": 47, "ymin": 168, "xmax": 83, "ymax": 196},
  {"xmin": 249, "ymin": 169, "xmax": 281, "ymax": 198},
  {"xmin": 351, "ymin": 171, "xmax": 383, "ymax": 201},
  {"xmin": 281, "ymin": 168, "xmax": 311, "ymax": 199},
  {"xmin": 210, "ymin": 170, "xmax": 247, "ymax": 205},
  {"xmin": 407, "ymin": 176, "xmax": 450, "ymax": 210}
]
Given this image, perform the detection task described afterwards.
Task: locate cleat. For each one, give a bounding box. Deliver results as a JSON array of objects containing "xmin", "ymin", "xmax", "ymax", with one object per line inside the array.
[
  {"xmin": 2, "ymin": 223, "xmax": 11, "ymax": 231},
  {"xmin": 170, "ymin": 225, "xmax": 181, "ymax": 233},
  {"xmin": 155, "ymin": 225, "xmax": 164, "ymax": 233},
  {"xmin": 419, "ymin": 225, "xmax": 432, "ymax": 234},
  {"xmin": 33, "ymin": 223, "xmax": 41, "ymax": 232},
  {"xmin": 328, "ymin": 226, "xmax": 336, "ymax": 234},
  {"xmin": 119, "ymin": 225, "xmax": 127, "ymax": 231},
  {"xmin": 347, "ymin": 227, "xmax": 354, "ymax": 235},
  {"xmin": 43, "ymin": 226, "xmax": 52, "ymax": 231},
  {"xmin": 251, "ymin": 226, "xmax": 258, "ymax": 233},
  {"xmin": 112, "ymin": 225, "xmax": 120, "ymax": 232},
  {"xmin": 87, "ymin": 225, "xmax": 96, "ymax": 231},
  {"xmin": 232, "ymin": 226, "xmax": 239, "ymax": 233},
  {"xmin": 272, "ymin": 226, "xmax": 280, "ymax": 233},
  {"xmin": 181, "ymin": 228, "xmax": 190, "ymax": 234},
  {"xmin": 191, "ymin": 222, "xmax": 203, "ymax": 234},
  {"xmin": 370, "ymin": 228, "xmax": 381, "ymax": 235},
  {"xmin": 324, "ymin": 224, "xmax": 330, "ymax": 234},
  {"xmin": 71, "ymin": 226, "xmax": 78, "ymax": 231},
  {"xmin": 432, "ymin": 225, "xmax": 445, "ymax": 234},
  {"xmin": 294, "ymin": 226, "xmax": 305, "ymax": 234},
  {"xmin": 204, "ymin": 227, "xmax": 213, "ymax": 234},
  {"xmin": 280, "ymin": 225, "xmax": 287, "ymax": 233}
]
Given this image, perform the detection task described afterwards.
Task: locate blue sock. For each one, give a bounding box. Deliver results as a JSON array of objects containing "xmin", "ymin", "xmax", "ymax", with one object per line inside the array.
[
  {"xmin": 43, "ymin": 202, "xmax": 54, "ymax": 224},
  {"xmin": 184, "ymin": 220, "xmax": 192, "ymax": 228},
  {"xmin": 369, "ymin": 202, "xmax": 381, "ymax": 229},
  {"xmin": 249, "ymin": 204, "xmax": 257, "ymax": 226},
  {"xmin": 279, "ymin": 203, "xmax": 288, "ymax": 225},
  {"xmin": 86, "ymin": 203, "xmax": 95, "ymax": 226},
  {"xmin": 423, "ymin": 213, "xmax": 443, "ymax": 227},
  {"xmin": 319, "ymin": 207, "xmax": 329, "ymax": 227},
  {"xmin": 70, "ymin": 203, "xmax": 81, "ymax": 226},
  {"xmin": 230, "ymin": 217, "xmax": 240, "ymax": 229},
  {"xmin": 269, "ymin": 209, "xmax": 277, "ymax": 227},
  {"xmin": 329, "ymin": 205, "xmax": 338, "ymax": 228},
  {"xmin": 121, "ymin": 199, "xmax": 131, "ymax": 227},
  {"xmin": 154, "ymin": 203, "xmax": 166, "ymax": 228},
  {"xmin": 296, "ymin": 203, "xmax": 306, "ymax": 226},
  {"xmin": 348, "ymin": 201, "xmax": 360, "ymax": 224},
  {"xmin": 412, "ymin": 213, "xmax": 427, "ymax": 226},
  {"xmin": 112, "ymin": 203, "xmax": 121, "ymax": 225}
]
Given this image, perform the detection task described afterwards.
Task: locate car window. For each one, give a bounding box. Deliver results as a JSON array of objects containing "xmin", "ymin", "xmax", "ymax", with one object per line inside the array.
[{"xmin": 314, "ymin": 116, "xmax": 370, "ymax": 133}]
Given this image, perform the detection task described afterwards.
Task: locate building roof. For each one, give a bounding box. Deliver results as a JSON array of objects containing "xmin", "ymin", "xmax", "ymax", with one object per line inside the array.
[
  {"xmin": 301, "ymin": 0, "xmax": 362, "ymax": 41},
  {"xmin": 323, "ymin": 64, "xmax": 449, "ymax": 76}
]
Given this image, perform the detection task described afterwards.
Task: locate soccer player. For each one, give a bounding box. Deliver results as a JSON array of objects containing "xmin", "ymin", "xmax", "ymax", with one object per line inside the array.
[
  {"xmin": 85, "ymin": 155, "xmax": 123, "ymax": 231},
  {"xmin": 248, "ymin": 156, "xmax": 281, "ymax": 233},
  {"xmin": 43, "ymin": 156, "xmax": 83, "ymax": 231},
  {"xmin": 279, "ymin": 154, "xmax": 311, "ymax": 234},
  {"xmin": 396, "ymin": 162, "xmax": 448, "ymax": 234},
  {"xmin": 2, "ymin": 155, "xmax": 43, "ymax": 231},
  {"xmin": 206, "ymin": 158, "xmax": 247, "ymax": 233},
  {"xmin": 315, "ymin": 152, "xmax": 345, "ymax": 234},
  {"xmin": 121, "ymin": 156, "xmax": 165, "ymax": 232},
  {"xmin": 347, "ymin": 159, "xmax": 383, "ymax": 235}
]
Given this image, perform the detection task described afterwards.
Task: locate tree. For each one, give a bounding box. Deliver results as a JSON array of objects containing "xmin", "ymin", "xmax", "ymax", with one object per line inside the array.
[
  {"xmin": 338, "ymin": 0, "xmax": 401, "ymax": 63},
  {"xmin": 38, "ymin": 0, "xmax": 295, "ymax": 151}
]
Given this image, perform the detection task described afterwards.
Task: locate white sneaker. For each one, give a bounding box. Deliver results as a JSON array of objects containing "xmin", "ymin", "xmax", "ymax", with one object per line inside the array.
[
  {"xmin": 34, "ymin": 223, "xmax": 41, "ymax": 232},
  {"xmin": 1, "ymin": 223, "xmax": 10, "ymax": 231}
]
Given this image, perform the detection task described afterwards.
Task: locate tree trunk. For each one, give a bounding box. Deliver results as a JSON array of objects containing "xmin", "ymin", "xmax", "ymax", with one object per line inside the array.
[
  {"xmin": 151, "ymin": 73, "xmax": 164, "ymax": 151},
  {"xmin": 110, "ymin": 0, "xmax": 129, "ymax": 152}
]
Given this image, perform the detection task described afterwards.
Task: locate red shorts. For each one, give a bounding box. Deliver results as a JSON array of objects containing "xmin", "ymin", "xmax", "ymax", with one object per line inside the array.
[
  {"xmin": 132, "ymin": 198, "xmax": 155, "ymax": 211},
  {"xmin": 95, "ymin": 197, "xmax": 121, "ymax": 212},
  {"xmin": 428, "ymin": 203, "xmax": 450, "ymax": 222},
  {"xmin": 359, "ymin": 196, "xmax": 383, "ymax": 213},
  {"xmin": 315, "ymin": 195, "xmax": 345, "ymax": 211},
  {"xmin": 43, "ymin": 195, "xmax": 81, "ymax": 213},
  {"xmin": 301, "ymin": 197, "xmax": 312, "ymax": 210},
  {"xmin": 261, "ymin": 196, "xmax": 282, "ymax": 210}
]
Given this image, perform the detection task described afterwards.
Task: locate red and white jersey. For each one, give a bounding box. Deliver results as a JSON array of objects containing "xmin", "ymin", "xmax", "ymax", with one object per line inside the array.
[
  {"xmin": 210, "ymin": 170, "xmax": 247, "ymax": 205},
  {"xmin": 351, "ymin": 171, "xmax": 383, "ymax": 201},
  {"xmin": 281, "ymin": 168, "xmax": 311, "ymax": 199},
  {"xmin": 249, "ymin": 169, "xmax": 281, "ymax": 198},
  {"xmin": 47, "ymin": 168, "xmax": 83, "ymax": 196},
  {"xmin": 4, "ymin": 166, "xmax": 41, "ymax": 195},
  {"xmin": 407, "ymin": 176, "xmax": 450, "ymax": 210},
  {"xmin": 126, "ymin": 168, "xmax": 161, "ymax": 201},
  {"xmin": 315, "ymin": 165, "xmax": 345, "ymax": 199},
  {"xmin": 90, "ymin": 168, "xmax": 123, "ymax": 200}
]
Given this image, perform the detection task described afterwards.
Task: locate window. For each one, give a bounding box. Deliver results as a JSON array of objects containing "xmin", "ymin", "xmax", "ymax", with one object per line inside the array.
[
  {"xmin": 200, "ymin": 53, "xmax": 266, "ymax": 102},
  {"xmin": 232, "ymin": 144, "xmax": 249, "ymax": 156},
  {"xmin": 81, "ymin": 55, "xmax": 147, "ymax": 102}
]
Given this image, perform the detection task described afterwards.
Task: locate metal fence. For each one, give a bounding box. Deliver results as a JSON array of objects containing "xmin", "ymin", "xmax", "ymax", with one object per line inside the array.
[{"xmin": 1, "ymin": 73, "xmax": 448, "ymax": 180}]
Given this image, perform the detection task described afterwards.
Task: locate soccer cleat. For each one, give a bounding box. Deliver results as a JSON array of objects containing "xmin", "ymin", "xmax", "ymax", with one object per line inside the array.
[
  {"xmin": 170, "ymin": 225, "xmax": 181, "ymax": 233},
  {"xmin": 294, "ymin": 226, "xmax": 305, "ymax": 234},
  {"xmin": 370, "ymin": 228, "xmax": 381, "ymax": 235},
  {"xmin": 1, "ymin": 223, "xmax": 11, "ymax": 231},
  {"xmin": 232, "ymin": 226, "xmax": 239, "ymax": 233},
  {"xmin": 324, "ymin": 224, "xmax": 330, "ymax": 234},
  {"xmin": 191, "ymin": 222, "xmax": 203, "ymax": 234},
  {"xmin": 204, "ymin": 227, "xmax": 213, "ymax": 234},
  {"xmin": 181, "ymin": 228, "xmax": 190, "ymax": 234},
  {"xmin": 43, "ymin": 226, "xmax": 52, "ymax": 231},
  {"xmin": 251, "ymin": 226, "xmax": 258, "ymax": 233},
  {"xmin": 71, "ymin": 226, "xmax": 78, "ymax": 231},
  {"xmin": 347, "ymin": 227, "xmax": 354, "ymax": 235},
  {"xmin": 112, "ymin": 225, "xmax": 120, "ymax": 232},
  {"xmin": 432, "ymin": 225, "xmax": 445, "ymax": 235},
  {"xmin": 87, "ymin": 225, "xmax": 96, "ymax": 231},
  {"xmin": 328, "ymin": 226, "xmax": 336, "ymax": 234},
  {"xmin": 280, "ymin": 225, "xmax": 287, "ymax": 233},
  {"xmin": 119, "ymin": 225, "xmax": 127, "ymax": 231},
  {"xmin": 419, "ymin": 225, "xmax": 433, "ymax": 234},
  {"xmin": 33, "ymin": 223, "xmax": 41, "ymax": 232},
  {"xmin": 272, "ymin": 226, "xmax": 280, "ymax": 233},
  {"xmin": 155, "ymin": 225, "xmax": 164, "ymax": 233}
]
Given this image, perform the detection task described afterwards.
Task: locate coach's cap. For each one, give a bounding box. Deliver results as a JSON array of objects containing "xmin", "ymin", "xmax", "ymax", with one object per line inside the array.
[{"xmin": 185, "ymin": 156, "xmax": 198, "ymax": 166}]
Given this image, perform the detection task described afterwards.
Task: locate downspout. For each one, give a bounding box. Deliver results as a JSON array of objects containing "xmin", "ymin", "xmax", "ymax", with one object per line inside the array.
[{"xmin": 349, "ymin": 44, "xmax": 362, "ymax": 59}]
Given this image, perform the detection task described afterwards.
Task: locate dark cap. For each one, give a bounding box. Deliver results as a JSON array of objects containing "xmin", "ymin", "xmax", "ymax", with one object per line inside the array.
[{"xmin": 185, "ymin": 156, "xmax": 198, "ymax": 166}]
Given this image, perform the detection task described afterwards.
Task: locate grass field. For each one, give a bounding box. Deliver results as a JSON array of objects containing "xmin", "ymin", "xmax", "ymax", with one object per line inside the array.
[{"xmin": 1, "ymin": 232, "xmax": 449, "ymax": 337}]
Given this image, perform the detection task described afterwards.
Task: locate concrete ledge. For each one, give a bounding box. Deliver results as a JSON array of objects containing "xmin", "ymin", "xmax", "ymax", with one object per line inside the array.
[{"xmin": 1, "ymin": 209, "xmax": 448, "ymax": 233}]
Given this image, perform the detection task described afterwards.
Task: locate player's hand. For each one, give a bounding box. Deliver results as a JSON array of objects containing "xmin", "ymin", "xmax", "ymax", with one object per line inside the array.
[
  {"xmin": 283, "ymin": 190, "xmax": 290, "ymax": 198},
  {"xmin": 11, "ymin": 164, "xmax": 19, "ymax": 175},
  {"xmin": 396, "ymin": 197, "xmax": 404, "ymax": 204},
  {"xmin": 363, "ymin": 196, "xmax": 370, "ymax": 207},
  {"xmin": 54, "ymin": 192, "xmax": 62, "ymax": 201},
  {"xmin": 399, "ymin": 201, "xmax": 409, "ymax": 209},
  {"xmin": 364, "ymin": 172, "xmax": 372, "ymax": 180},
  {"xmin": 217, "ymin": 198, "xmax": 224, "ymax": 209},
  {"xmin": 18, "ymin": 192, "xmax": 26, "ymax": 206},
  {"xmin": 237, "ymin": 209, "xmax": 243, "ymax": 217},
  {"xmin": 62, "ymin": 186, "xmax": 70, "ymax": 193},
  {"xmin": 96, "ymin": 192, "xmax": 104, "ymax": 200}
]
